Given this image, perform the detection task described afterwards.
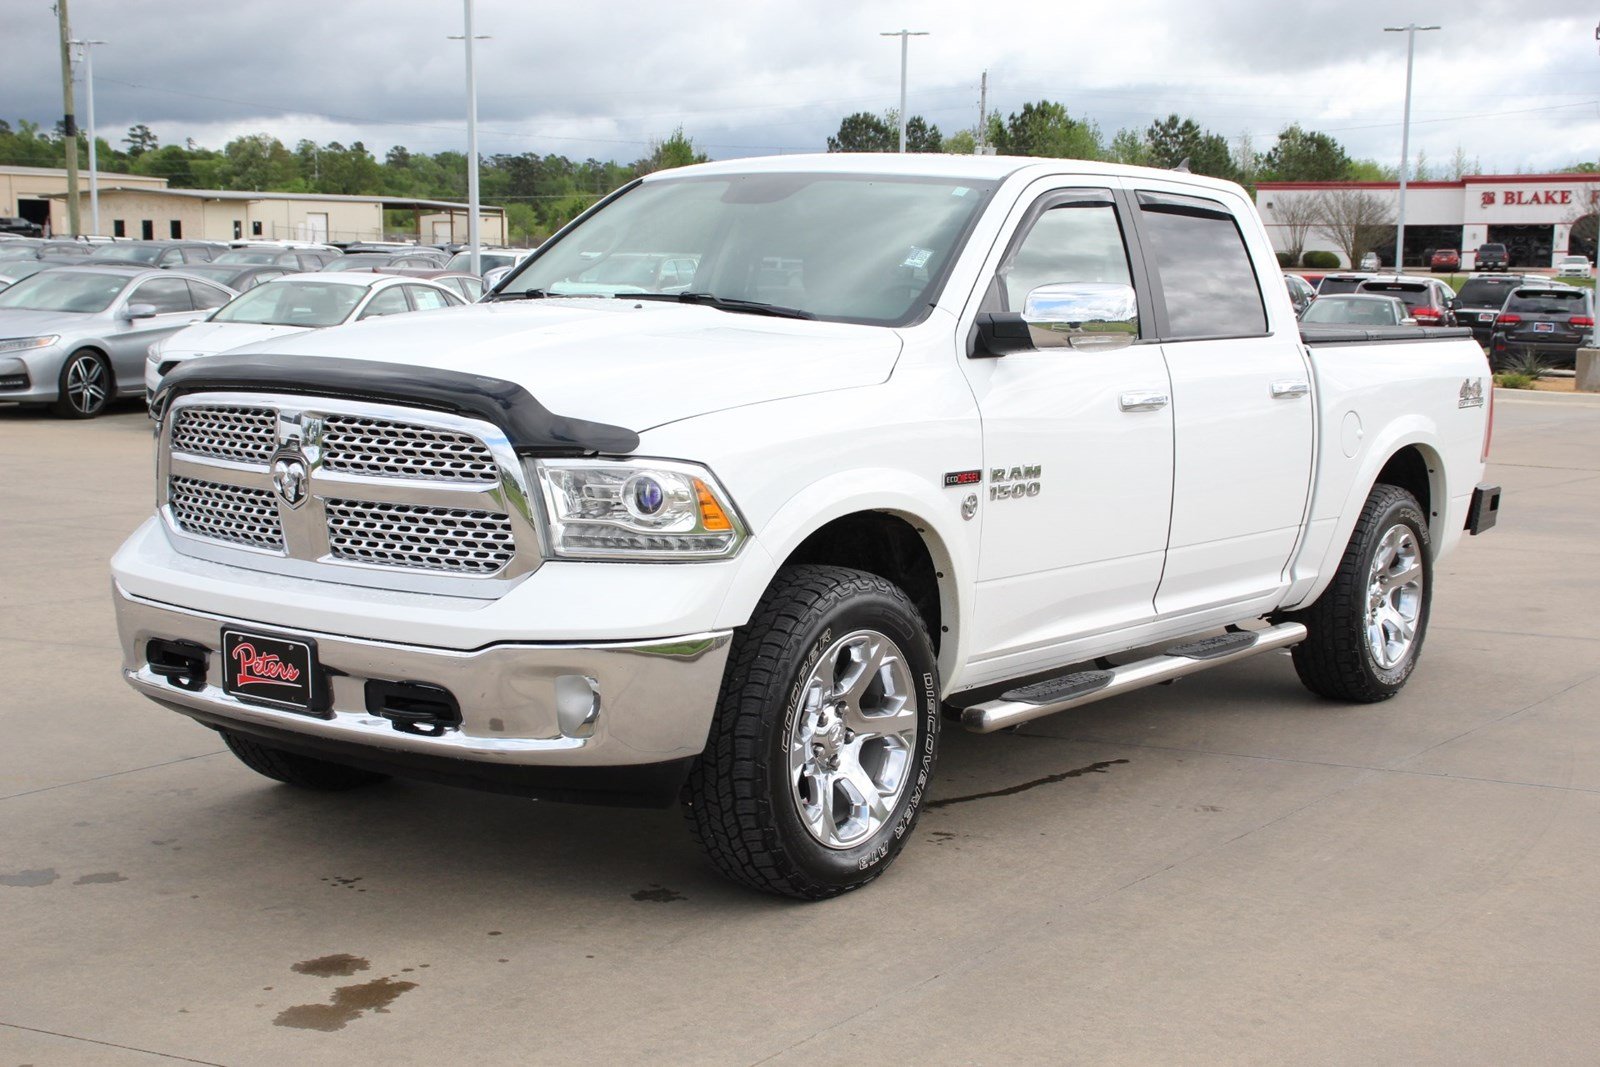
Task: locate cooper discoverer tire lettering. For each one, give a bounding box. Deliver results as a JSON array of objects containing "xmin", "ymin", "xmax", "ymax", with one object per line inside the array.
[{"xmin": 681, "ymin": 564, "xmax": 940, "ymax": 900}]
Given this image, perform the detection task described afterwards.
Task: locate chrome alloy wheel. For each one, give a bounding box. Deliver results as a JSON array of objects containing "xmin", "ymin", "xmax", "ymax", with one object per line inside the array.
[
  {"xmin": 64, "ymin": 353, "xmax": 108, "ymax": 415},
  {"xmin": 1365, "ymin": 523, "xmax": 1424, "ymax": 670},
  {"xmin": 788, "ymin": 629, "xmax": 919, "ymax": 850}
]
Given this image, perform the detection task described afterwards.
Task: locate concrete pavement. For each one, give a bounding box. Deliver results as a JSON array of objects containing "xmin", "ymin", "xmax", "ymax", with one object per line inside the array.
[{"xmin": 2, "ymin": 393, "xmax": 1597, "ymax": 1065}]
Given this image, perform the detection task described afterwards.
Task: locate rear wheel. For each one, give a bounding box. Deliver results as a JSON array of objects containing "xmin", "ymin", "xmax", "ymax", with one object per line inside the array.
[
  {"xmin": 682, "ymin": 565, "xmax": 940, "ymax": 900},
  {"xmin": 220, "ymin": 730, "xmax": 390, "ymax": 791},
  {"xmin": 53, "ymin": 349, "xmax": 112, "ymax": 419},
  {"xmin": 1288, "ymin": 484, "xmax": 1432, "ymax": 702}
]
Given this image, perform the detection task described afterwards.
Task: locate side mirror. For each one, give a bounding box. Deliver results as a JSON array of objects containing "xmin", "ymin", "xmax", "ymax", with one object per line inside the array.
[
  {"xmin": 121, "ymin": 303, "xmax": 158, "ymax": 320},
  {"xmin": 1022, "ymin": 282, "xmax": 1139, "ymax": 352}
]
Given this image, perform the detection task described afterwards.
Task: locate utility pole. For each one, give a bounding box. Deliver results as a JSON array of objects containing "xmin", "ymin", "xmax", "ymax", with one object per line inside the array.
[
  {"xmin": 1384, "ymin": 23, "xmax": 1439, "ymax": 271},
  {"xmin": 449, "ymin": 0, "xmax": 490, "ymax": 273},
  {"xmin": 55, "ymin": 0, "xmax": 80, "ymax": 237},
  {"xmin": 879, "ymin": 29, "xmax": 928, "ymax": 153},
  {"xmin": 70, "ymin": 37, "xmax": 106, "ymax": 236},
  {"xmin": 977, "ymin": 70, "xmax": 988, "ymax": 154}
]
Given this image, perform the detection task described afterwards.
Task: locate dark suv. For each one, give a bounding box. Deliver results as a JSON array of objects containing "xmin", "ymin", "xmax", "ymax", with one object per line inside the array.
[
  {"xmin": 1453, "ymin": 275, "xmax": 1545, "ymax": 345},
  {"xmin": 1489, "ymin": 285, "xmax": 1595, "ymax": 369},
  {"xmin": 1474, "ymin": 243, "xmax": 1509, "ymax": 271}
]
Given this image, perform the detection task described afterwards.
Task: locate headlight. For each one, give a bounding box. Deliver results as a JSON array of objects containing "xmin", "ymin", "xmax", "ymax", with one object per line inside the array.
[
  {"xmin": 531, "ymin": 458, "xmax": 746, "ymax": 560},
  {"xmin": 0, "ymin": 335, "xmax": 58, "ymax": 353}
]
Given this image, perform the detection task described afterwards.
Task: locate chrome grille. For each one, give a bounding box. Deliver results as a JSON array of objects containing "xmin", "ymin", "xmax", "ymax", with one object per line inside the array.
[
  {"xmin": 169, "ymin": 476, "xmax": 284, "ymax": 550},
  {"xmin": 321, "ymin": 415, "xmax": 499, "ymax": 483},
  {"xmin": 171, "ymin": 406, "xmax": 277, "ymax": 465},
  {"xmin": 325, "ymin": 499, "xmax": 516, "ymax": 574}
]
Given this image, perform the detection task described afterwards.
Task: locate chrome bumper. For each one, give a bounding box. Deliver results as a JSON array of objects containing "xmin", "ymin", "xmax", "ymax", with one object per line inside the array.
[{"xmin": 114, "ymin": 584, "xmax": 731, "ymax": 771}]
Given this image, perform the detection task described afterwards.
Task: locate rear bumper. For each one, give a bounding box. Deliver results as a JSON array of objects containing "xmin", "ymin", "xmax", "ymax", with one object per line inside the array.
[
  {"xmin": 114, "ymin": 584, "xmax": 731, "ymax": 805},
  {"xmin": 1466, "ymin": 483, "xmax": 1501, "ymax": 535}
]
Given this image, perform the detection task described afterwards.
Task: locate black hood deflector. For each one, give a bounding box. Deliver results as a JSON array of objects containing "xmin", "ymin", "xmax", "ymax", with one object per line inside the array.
[{"xmin": 153, "ymin": 354, "xmax": 639, "ymax": 457}]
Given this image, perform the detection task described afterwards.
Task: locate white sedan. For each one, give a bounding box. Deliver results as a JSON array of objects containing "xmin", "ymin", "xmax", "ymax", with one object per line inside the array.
[
  {"xmin": 1556, "ymin": 255, "xmax": 1593, "ymax": 279},
  {"xmin": 145, "ymin": 272, "xmax": 463, "ymax": 394}
]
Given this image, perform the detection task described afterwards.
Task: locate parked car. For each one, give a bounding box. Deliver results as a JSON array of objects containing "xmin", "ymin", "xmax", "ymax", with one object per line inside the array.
[
  {"xmin": 1452, "ymin": 274, "xmax": 1547, "ymax": 345},
  {"xmin": 341, "ymin": 244, "xmax": 451, "ymax": 267},
  {"xmin": 1474, "ymin": 243, "xmax": 1510, "ymax": 271},
  {"xmin": 1556, "ymin": 254, "xmax": 1592, "ymax": 279},
  {"xmin": 1489, "ymin": 285, "xmax": 1595, "ymax": 369},
  {"xmin": 144, "ymin": 272, "xmax": 465, "ymax": 394},
  {"xmin": 445, "ymin": 248, "xmax": 532, "ymax": 277},
  {"xmin": 1315, "ymin": 271, "xmax": 1377, "ymax": 296},
  {"xmin": 0, "ymin": 258, "xmax": 83, "ymax": 292},
  {"xmin": 213, "ymin": 246, "xmax": 341, "ymax": 271},
  {"xmin": 1282, "ymin": 272, "xmax": 1316, "ymax": 315},
  {"xmin": 317, "ymin": 250, "xmax": 448, "ymax": 271},
  {"xmin": 172, "ymin": 263, "xmax": 295, "ymax": 293},
  {"xmin": 1355, "ymin": 275, "xmax": 1459, "ymax": 326},
  {"xmin": 369, "ymin": 266, "xmax": 485, "ymax": 302},
  {"xmin": 1297, "ymin": 293, "xmax": 1415, "ymax": 326},
  {"xmin": 1358, "ymin": 251, "xmax": 1381, "ymax": 272},
  {"xmin": 1429, "ymin": 248, "xmax": 1460, "ymax": 273},
  {"xmin": 89, "ymin": 241, "xmax": 225, "ymax": 268},
  {"xmin": 0, "ymin": 217, "xmax": 44, "ymax": 237},
  {"xmin": 0, "ymin": 265, "xmax": 234, "ymax": 417},
  {"xmin": 0, "ymin": 240, "xmax": 92, "ymax": 262}
]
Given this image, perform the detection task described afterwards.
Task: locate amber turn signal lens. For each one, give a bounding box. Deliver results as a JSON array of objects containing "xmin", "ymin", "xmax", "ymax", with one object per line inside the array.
[{"xmin": 693, "ymin": 478, "xmax": 732, "ymax": 531}]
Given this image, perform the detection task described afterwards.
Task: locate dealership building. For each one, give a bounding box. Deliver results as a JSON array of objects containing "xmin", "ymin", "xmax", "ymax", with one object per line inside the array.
[{"xmin": 1256, "ymin": 173, "xmax": 1600, "ymax": 270}]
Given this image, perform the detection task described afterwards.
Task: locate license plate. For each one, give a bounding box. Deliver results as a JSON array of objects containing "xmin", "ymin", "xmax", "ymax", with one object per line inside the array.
[
  {"xmin": 1533, "ymin": 322, "xmax": 1555, "ymax": 333},
  {"xmin": 222, "ymin": 628, "xmax": 317, "ymax": 712},
  {"xmin": 1479, "ymin": 312, "xmax": 1496, "ymax": 322}
]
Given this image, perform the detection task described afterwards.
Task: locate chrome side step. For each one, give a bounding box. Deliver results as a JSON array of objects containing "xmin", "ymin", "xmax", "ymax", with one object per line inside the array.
[{"xmin": 959, "ymin": 622, "xmax": 1308, "ymax": 734}]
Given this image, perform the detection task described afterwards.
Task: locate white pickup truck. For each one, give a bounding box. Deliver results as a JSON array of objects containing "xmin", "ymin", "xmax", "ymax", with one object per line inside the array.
[{"xmin": 113, "ymin": 155, "xmax": 1500, "ymax": 899}]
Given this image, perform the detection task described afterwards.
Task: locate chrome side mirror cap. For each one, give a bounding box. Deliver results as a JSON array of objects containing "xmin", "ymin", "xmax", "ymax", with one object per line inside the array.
[{"xmin": 1022, "ymin": 282, "xmax": 1138, "ymax": 352}]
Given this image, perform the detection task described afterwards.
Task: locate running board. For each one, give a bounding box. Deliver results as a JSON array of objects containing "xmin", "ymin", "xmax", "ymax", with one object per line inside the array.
[{"xmin": 959, "ymin": 622, "xmax": 1308, "ymax": 734}]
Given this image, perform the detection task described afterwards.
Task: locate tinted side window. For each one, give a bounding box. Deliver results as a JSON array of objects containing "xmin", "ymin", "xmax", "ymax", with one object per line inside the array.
[
  {"xmin": 130, "ymin": 277, "xmax": 194, "ymax": 314},
  {"xmin": 999, "ymin": 195, "xmax": 1135, "ymax": 317},
  {"xmin": 358, "ymin": 287, "xmax": 411, "ymax": 319},
  {"xmin": 187, "ymin": 281, "xmax": 230, "ymax": 310},
  {"xmin": 1137, "ymin": 193, "xmax": 1267, "ymax": 339}
]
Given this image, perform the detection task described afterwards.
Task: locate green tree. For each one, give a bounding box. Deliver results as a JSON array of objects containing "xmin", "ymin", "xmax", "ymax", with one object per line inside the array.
[
  {"xmin": 991, "ymin": 100, "xmax": 1101, "ymax": 160},
  {"xmin": 944, "ymin": 128, "xmax": 977, "ymax": 155},
  {"xmin": 827, "ymin": 111, "xmax": 895, "ymax": 152},
  {"xmin": 123, "ymin": 123, "xmax": 158, "ymax": 156},
  {"xmin": 1106, "ymin": 127, "xmax": 1152, "ymax": 166},
  {"xmin": 1143, "ymin": 114, "xmax": 1236, "ymax": 179},
  {"xmin": 633, "ymin": 126, "xmax": 708, "ymax": 176},
  {"xmin": 218, "ymin": 133, "xmax": 299, "ymax": 191},
  {"xmin": 1260, "ymin": 124, "xmax": 1351, "ymax": 181}
]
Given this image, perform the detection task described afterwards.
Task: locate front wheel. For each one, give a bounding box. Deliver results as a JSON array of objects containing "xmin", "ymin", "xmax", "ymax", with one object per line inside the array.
[
  {"xmin": 53, "ymin": 350, "xmax": 112, "ymax": 419},
  {"xmin": 1287, "ymin": 484, "xmax": 1432, "ymax": 702},
  {"xmin": 682, "ymin": 565, "xmax": 940, "ymax": 900}
]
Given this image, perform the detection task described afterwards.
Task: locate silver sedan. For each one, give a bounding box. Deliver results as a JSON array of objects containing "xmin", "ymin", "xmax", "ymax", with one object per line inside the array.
[{"xmin": 0, "ymin": 265, "xmax": 235, "ymax": 417}]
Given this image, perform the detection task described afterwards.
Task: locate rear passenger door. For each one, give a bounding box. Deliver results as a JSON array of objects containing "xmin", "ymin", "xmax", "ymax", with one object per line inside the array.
[{"xmin": 1130, "ymin": 185, "xmax": 1315, "ymax": 616}]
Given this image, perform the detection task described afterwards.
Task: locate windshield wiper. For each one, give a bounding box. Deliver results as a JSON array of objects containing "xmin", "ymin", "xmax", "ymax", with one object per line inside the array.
[
  {"xmin": 626, "ymin": 291, "xmax": 816, "ymax": 320},
  {"xmin": 485, "ymin": 288, "xmax": 550, "ymax": 301}
]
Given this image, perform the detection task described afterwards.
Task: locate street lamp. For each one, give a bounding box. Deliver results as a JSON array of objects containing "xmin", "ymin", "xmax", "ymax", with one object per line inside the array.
[
  {"xmin": 879, "ymin": 29, "xmax": 929, "ymax": 153},
  {"xmin": 69, "ymin": 38, "xmax": 107, "ymax": 236},
  {"xmin": 448, "ymin": 0, "xmax": 490, "ymax": 274},
  {"xmin": 1384, "ymin": 24, "xmax": 1440, "ymax": 270}
]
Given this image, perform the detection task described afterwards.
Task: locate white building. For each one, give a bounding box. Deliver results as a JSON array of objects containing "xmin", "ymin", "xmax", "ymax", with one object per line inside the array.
[{"xmin": 1256, "ymin": 173, "xmax": 1600, "ymax": 270}]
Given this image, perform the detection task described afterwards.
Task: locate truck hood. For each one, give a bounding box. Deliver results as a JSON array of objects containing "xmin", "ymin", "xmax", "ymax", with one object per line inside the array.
[
  {"xmin": 221, "ymin": 298, "xmax": 902, "ymax": 431},
  {"xmin": 159, "ymin": 321, "xmax": 312, "ymax": 359}
]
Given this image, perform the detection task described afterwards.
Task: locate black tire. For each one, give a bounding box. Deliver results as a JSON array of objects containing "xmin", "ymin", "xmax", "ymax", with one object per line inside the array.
[
  {"xmin": 1287, "ymin": 484, "xmax": 1432, "ymax": 702},
  {"xmin": 52, "ymin": 349, "xmax": 113, "ymax": 419},
  {"xmin": 220, "ymin": 730, "xmax": 390, "ymax": 791},
  {"xmin": 682, "ymin": 565, "xmax": 941, "ymax": 900}
]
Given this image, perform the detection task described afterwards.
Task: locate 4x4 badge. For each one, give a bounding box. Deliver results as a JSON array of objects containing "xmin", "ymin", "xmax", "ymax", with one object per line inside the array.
[{"xmin": 1459, "ymin": 378, "xmax": 1485, "ymax": 409}]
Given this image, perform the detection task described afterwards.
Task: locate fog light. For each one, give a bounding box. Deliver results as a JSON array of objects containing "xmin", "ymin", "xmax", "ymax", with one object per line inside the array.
[{"xmin": 555, "ymin": 674, "xmax": 601, "ymax": 738}]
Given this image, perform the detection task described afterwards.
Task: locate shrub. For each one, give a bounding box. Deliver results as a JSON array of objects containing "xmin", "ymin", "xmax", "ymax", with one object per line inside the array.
[
  {"xmin": 1498, "ymin": 350, "xmax": 1550, "ymax": 380},
  {"xmin": 1302, "ymin": 250, "xmax": 1340, "ymax": 269},
  {"xmin": 1493, "ymin": 373, "xmax": 1536, "ymax": 390},
  {"xmin": 1275, "ymin": 251, "xmax": 1293, "ymax": 267}
]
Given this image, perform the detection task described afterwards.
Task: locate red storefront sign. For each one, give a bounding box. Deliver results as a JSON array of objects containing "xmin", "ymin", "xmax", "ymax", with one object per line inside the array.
[{"xmin": 1480, "ymin": 189, "xmax": 1574, "ymax": 207}]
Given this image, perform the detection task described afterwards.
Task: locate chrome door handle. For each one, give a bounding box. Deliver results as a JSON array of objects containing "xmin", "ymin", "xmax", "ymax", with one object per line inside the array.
[
  {"xmin": 1271, "ymin": 380, "xmax": 1310, "ymax": 399},
  {"xmin": 1119, "ymin": 390, "xmax": 1170, "ymax": 412}
]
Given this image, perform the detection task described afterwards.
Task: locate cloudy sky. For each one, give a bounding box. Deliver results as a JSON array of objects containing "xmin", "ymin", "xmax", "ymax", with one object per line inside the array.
[{"xmin": 12, "ymin": 0, "xmax": 1600, "ymax": 174}]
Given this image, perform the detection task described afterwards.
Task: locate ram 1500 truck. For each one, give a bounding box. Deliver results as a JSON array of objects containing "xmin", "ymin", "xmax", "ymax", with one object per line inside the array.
[{"xmin": 113, "ymin": 155, "xmax": 1501, "ymax": 899}]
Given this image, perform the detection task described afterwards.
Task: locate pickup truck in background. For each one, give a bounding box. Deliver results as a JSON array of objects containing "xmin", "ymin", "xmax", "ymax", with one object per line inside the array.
[{"xmin": 113, "ymin": 155, "xmax": 1500, "ymax": 899}]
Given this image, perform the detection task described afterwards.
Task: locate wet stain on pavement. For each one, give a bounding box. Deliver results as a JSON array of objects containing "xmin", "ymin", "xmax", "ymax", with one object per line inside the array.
[
  {"xmin": 0, "ymin": 869, "xmax": 59, "ymax": 887},
  {"xmin": 321, "ymin": 875, "xmax": 366, "ymax": 892},
  {"xmin": 292, "ymin": 954, "xmax": 371, "ymax": 978},
  {"xmin": 631, "ymin": 885, "xmax": 685, "ymax": 903},
  {"xmin": 927, "ymin": 759, "xmax": 1130, "ymax": 809},
  {"xmin": 274, "ymin": 975, "xmax": 418, "ymax": 1031},
  {"xmin": 72, "ymin": 871, "xmax": 127, "ymax": 885}
]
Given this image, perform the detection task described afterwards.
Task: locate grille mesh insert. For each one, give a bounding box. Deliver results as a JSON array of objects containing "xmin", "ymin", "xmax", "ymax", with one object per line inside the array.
[
  {"xmin": 321, "ymin": 416, "xmax": 499, "ymax": 483},
  {"xmin": 171, "ymin": 407, "xmax": 277, "ymax": 465},
  {"xmin": 169, "ymin": 476, "xmax": 284, "ymax": 550},
  {"xmin": 325, "ymin": 499, "xmax": 515, "ymax": 574}
]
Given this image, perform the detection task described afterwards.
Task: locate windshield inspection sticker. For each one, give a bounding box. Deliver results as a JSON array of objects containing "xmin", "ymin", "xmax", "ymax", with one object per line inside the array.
[
  {"xmin": 952, "ymin": 186, "xmax": 971, "ymax": 197},
  {"xmin": 903, "ymin": 246, "xmax": 933, "ymax": 270}
]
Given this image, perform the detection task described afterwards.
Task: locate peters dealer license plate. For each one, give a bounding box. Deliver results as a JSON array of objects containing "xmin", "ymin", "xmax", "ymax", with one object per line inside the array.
[
  {"xmin": 1533, "ymin": 321, "xmax": 1555, "ymax": 333},
  {"xmin": 222, "ymin": 628, "xmax": 317, "ymax": 711}
]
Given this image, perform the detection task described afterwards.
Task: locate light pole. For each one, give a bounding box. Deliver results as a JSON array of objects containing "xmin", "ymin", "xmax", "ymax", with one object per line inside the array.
[
  {"xmin": 70, "ymin": 38, "xmax": 107, "ymax": 236},
  {"xmin": 879, "ymin": 29, "xmax": 928, "ymax": 153},
  {"xmin": 449, "ymin": 0, "xmax": 490, "ymax": 274},
  {"xmin": 1384, "ymin": 24, "xmax": 1439, "ymax": 270}
]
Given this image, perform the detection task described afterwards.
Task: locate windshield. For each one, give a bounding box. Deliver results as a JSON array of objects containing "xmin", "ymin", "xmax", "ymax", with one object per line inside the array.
[
  {"xmin": 211, "ymin": 280, "xmax": 365, "ymax": 327},
  {"xmin": 446, "ymin": 251, "xmax": 515, "ymax": 273},
  {"xmin": 1301, "ymin": 297, "xmax": 1401, "ymax": 325},
  {"xmin": 90, "ymin": 244, "xmax": 167, "ymax": 263},
  {"xmin": 213, "ymin": 250, "xmax": 283, "ymax": 265},
  {"xmin": 1456, "ymin": 278, "xmax": 1521, "ymax": 307},
  {"xmin": 0, "ymin": 270, "xmax": 128, "ymax": 313},
  {"xmin": 500, "ymin": 173, "xmax": 997, "ymax": 325},
  {"xmin": 1505, "ymin": 289, "xmax": 1589, "ymax": 315}
]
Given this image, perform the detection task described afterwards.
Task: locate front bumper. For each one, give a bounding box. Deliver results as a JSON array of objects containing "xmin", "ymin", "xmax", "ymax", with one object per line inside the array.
[{"xmin": 114, "ymin": 584, "xmax": 732, "ymax": 805}]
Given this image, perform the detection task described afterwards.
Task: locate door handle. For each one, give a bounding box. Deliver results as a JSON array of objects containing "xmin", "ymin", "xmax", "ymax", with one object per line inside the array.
[
  {"xmin": 1119, "ymin": 390, "xmax": 1170, "ymax": 412},
  {"xmin": 1271, "ymin": 380, "xmax": 1310, "ymax": 399}
]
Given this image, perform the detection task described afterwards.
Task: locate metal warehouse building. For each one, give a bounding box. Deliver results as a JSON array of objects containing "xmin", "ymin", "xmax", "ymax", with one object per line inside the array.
[{"xmin": 1257, "ymin": 173, "xmax": 1600, "ymax": 270}]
